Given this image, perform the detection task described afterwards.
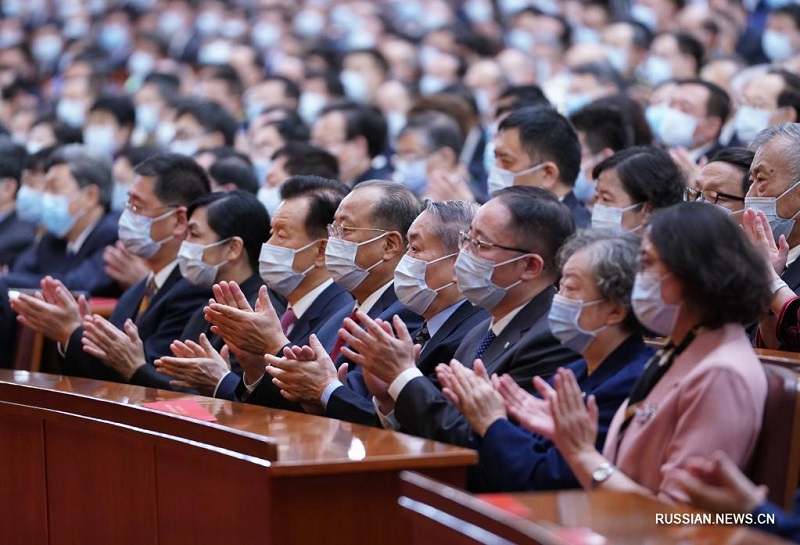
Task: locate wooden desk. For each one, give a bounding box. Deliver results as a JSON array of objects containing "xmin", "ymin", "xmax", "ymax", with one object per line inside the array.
[{"xmin": 0, "ymin": 371, "xmax": 476, "ymax": 545}]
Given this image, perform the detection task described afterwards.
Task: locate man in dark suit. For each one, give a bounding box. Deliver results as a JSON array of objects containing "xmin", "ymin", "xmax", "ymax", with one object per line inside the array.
[
  {"xmin": 11, "ymin": 153, "xmax": 211, "ymax": 385},
  {"xmin": 385, "ymin": 187, "xmax": 578, "ymax": 447},
  {"xmin": 323, "ymin": 200, "xmax": 489, "ymax": 426},
  {"xmin": 262, "ymin": 180, "xmax": 424, "ymax": 411},
  {"xmin": 0, "ymin": 143, "xmax": 36, "ymax": 269},
  {"xmin": 491, "ymin": 106, "xmax": 591, "ymax": 228},
  {"xmin": 188, "ymin": 176, "xmax": 352, "ymax": 403}
]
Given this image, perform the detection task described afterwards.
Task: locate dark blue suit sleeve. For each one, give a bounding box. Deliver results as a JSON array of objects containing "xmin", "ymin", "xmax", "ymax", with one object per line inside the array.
[{"xmin": 752, "ymin": 501, "xmax": 800, "ymax": 542}]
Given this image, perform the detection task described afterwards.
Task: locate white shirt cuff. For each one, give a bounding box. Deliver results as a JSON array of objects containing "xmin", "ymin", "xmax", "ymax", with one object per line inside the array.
[
  {"xmin": 373, "ymin": 396, "xmax": 400, "ymax": 430},
  {"xmin": 388, "ymin": 367, "xmax": 423, "ymax": 402},
  {"xmin": 212, "ymin": 372, "xmax": 232, "ymax": 398},
  {"xmin": 242, "ymin": 372, "xmax": 264, "ymax": 393},
  {"xmin": 320, "ymin": 380, "xmax": 343, "ymax": 409}
]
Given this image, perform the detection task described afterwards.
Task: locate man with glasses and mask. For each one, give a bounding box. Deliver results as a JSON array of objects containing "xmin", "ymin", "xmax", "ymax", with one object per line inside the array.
[
  {"xmin": 11, "ymin": 153, "xmax": 211, "ymax": 386},
  {"xmin": 683, "ymin": 147, "xmax": 752, "ymax": 213}
]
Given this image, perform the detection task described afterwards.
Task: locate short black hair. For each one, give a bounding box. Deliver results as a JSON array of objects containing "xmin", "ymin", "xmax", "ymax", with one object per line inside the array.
[
  {"xmin": 273, "ymin": 142, "xmax": 340, "ymax": 181},
  {"xmin": 0, "ymin": 141, "xmax": 26, "ymax": 185},
  {"xmin": 209, "ymin": 157, "xmax": 259, "ymax": 194},
  {"xmin": 208, "ymin": 66, "xmax": 244, "ymax": 100},
  {"xmin": 305, "ymin": 70, "xmax": 345, "ymax": 97},
  {"xmin": 570, "ymin": 103, "xmax": 635, "ymax": 154},
  {"xmin": 707, "ymin": 147, "xmax": 754, "ymax": 195},
  {"xmin": 175, "ymin": 100, "xmax": 238, "ymax": 146},
  {"xmin": 401, "ymin": 111, "xmax": 463, "ymax": 156},
  {"xmin": 344, "ymin": 48, "xmax": 389, "ymax": 75},
  {"xmin": 318, "ymin": 100, "xmax": 387, "ymax": 159},
  {"xmin": 588, "ymin": 94, "xmax": 653, "ymax": 146},
  {"xmin": 142, "ymin": 72, "xmax": 181, "ymax": 101},
  {"xmin": 496, "ymin": 84, "xmax": 550, "ymax": 117},
  {"xmin": 89, "ymin": 95, "xmax": 136, "ymax": 128},
  {"xmin": 356, "ymin": 180, "xmax": 422, "ymax": 245},
  {"xmin": 279, "ymin": 175, "xmax": 349, "ymax": 239},
  {"xmin": 263, "ymin": 75, "xmax": 301, "ymax": 101},
  {"xmin": 263, "ymin": 111, "xmax": 309, "ymax": 143},
  {"xmin": 116, "ymin": 145, "xmax": 161, "ymax": 169},
  {"xmin": 493, "ymin": 185, "xmax": 576, "ymax": 276},
  {"xmin": 196, "ymin": 146, "xmax": 253, "ymax": 166},
  {"xmin": 498, "ymin": 106, "xmax": 582, "ymax": 187},
  {"xmin": 648, "ymin": 203, "xmax": 771, "ymax": 328},
  {"xmin": 187, "ymin": 190, "xmax": 270, "ymax": 272},
  {"xmin": 133, "ymin": 153, "xmax": 211, "ymax": 207},
  {"xmin": 593, "ymin": 146, "xmax": 685, "ymax": 208},
  {"xmin": 772, "ymin": 4, "xmax": 800, "ymax": 30},
  {"xmin": 570, "ymin": 62, "xmax": 624, "ymax": 91},
  {"xmin": 672, "ymin": 32, "xmax": 705, "ymax": 73},
  {"xmin": 676, "ymin": 78, "xmax": 731, "ymax": 125},
  {"xmin": 47, "ymin": 145, "xmax": 113, "ymax": 209}
]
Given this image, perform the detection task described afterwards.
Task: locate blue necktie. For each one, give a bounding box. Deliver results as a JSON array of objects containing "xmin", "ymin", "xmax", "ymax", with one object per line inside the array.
[{"xmin": 473, "ymin": 329, "xmax": 496, "ymax": 361}]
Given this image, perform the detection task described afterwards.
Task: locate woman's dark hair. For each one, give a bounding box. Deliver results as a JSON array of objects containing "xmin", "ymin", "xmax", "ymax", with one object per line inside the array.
[
  {"xmin": 593, "ymin": 146, "xmax": 685, "ymax": 208},
  {"xmin": 187, "ymin": 190, "xmax": 270, "ymax": 272},
  {"xmin": 648, "ymin": 203, "xmax": 771, "ymax": 329}
]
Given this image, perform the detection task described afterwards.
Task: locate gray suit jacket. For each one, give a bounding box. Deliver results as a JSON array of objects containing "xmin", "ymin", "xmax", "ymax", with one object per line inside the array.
[{"xmin": 393, "ymin": 285, "xmax": 578, "ymax": 447}]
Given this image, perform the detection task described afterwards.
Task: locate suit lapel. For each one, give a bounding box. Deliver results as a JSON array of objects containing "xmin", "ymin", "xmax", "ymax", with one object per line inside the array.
[{"xmin": 366, "ymin": 284, "xmax": 397, "ymax": 319}]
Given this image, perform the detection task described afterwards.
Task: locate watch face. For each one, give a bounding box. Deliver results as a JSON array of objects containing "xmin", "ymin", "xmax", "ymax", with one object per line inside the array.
[{"xmin": 592, "ymin": 463, "xmax": 615, "ymax": 483}]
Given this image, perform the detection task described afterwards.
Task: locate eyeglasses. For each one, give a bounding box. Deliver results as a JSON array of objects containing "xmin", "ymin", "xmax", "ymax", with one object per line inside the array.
[
  {"xmin": 683, "ymin": 187, "xmax": 744, "ymax": 204},
  {"xmin": 125, "ymin": 201, "xmax": 178, "ymax": 216},
  {"xmin": 326, "ymin": 221, "xmax": 388, "ymax": 239},
  {"xmin": 459, "ymin": 230, "xmax": 531, "ymax": 254}
]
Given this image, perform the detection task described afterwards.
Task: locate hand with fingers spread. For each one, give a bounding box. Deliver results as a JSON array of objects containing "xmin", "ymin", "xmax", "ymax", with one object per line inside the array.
[
  {"xmin": 742, "ymin": 208, "xmax": 789, "ymax": 276},
  {"xmin": 440, "ymin": 359, "xmax": 506, "ymax": 436},
  {"xmin": 104, "ymin": 241, "xmax": 149, "ymax": 290},
  {"xmin": 154, "ymin": 334, "xmax": 231, "ymax": 395},
  {"xmin": 81, "ymin": 316, "xmax": 145, "ymax": 380},
  {"xmin": 264, "ymin": 334, "xmax": 340, "ymax": 403},
  {"xmin": 338, "ymin": 311, "xmax": 420, "ymax": 384},
  {"xmin": 9, "ymin": 275, "xmax": 89, "ymax": 345},
  {"xmin": 547, "ymin": 368, "xmax": 599, "ymax": 461},
  {"xmin": 204, "ymin": 283, "xmax": 289, "ymax": 355},
  {"xmin": 496, "ymin": 374, "xmax": 556, "ymax": 438},
  {"xmin": 674, "ymin": 451, "xmax": 767, "ymax": 514}
]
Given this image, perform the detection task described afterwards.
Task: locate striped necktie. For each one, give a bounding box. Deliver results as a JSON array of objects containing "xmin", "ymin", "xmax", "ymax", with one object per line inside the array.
[{"xmin": 136, "ymin": 277, "xmax": 158, "ymax": 321}]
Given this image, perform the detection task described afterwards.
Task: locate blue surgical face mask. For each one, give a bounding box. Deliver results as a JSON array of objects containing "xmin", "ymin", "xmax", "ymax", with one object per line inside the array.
[
  {"xmin": 487, "ymin": 162, "xmax": 544, "ymax": 195},
  {"xmin": 454, "ymin": 249, "xmax": 530, "ymax": 310},
  {"xmin": 632, "ymin": 271, "xmax": 681, "ymax": 337},
  {"xmin": 118, "ymin": 207, "xmax": 176, "ymax": 258},
  {"xmin": 734, "ymin": 106, "xmax": 771, "ymax": 145},
  {"xmin": 762, "ymin": 29, "xmax": 794, "ymax": 62},
  {"xmin": 393, "ymin": 158, "xmax": 428, "ymax": 196},
  {"xmin": 548, "ymin": 294, "xmax": 607, "ymax": 353},
  {"xmin": 745, "ymin": 184, "xmax": 800, "ymax": 241},
  {"xmin": 42, "ymin": 191, "xmax": 84, "ymax": 238},
  {"xmin": 178, "ymin": 238, "xmax": 230, "ymax": 287},
  {"xmin": 394, "ymin": 253, "xmax": 457, "ymax": 315},
  {"xmin": 325, "ymin": 233, "xmax": 388, "ymax": 292},
  {"xmin": 645, "ymin": 103, "xmax": 670, "ymax": 138},
  {"xmin": 111, "ymin": 182, "xmax": 128, "ymax": 212},
  {"xmin": 639, "ymin": 55, "xmax": 672, "ymax": 87},
  {"xmin": 565, "ymin": 93, "xmax": 592, "ymax": 115},
  {"xmin": 16, "ymin": 186, "xmax": 44, "ymax": 224},
  {"xmin": 656, "ymin": 107, "xmax": 698, "ymax": 148}
]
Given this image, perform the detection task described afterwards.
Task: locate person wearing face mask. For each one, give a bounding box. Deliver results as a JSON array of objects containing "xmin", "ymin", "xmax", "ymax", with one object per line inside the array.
[
  {"xmin": 525, "ymin": 203, "xmax": 770, "ymax": 503},
  {"xmin": 245, "ymin": 181, "xmax": 425, "ymax": 414},
  {"xmin": 290, "ymin": 187, "xmax": 575, "ymax": 446},
  {"xmin": 762, "ymin": 5, "xmax": 800, "ymax": 63},
  {"xmin": 316, "ymin": 200, "xmax": 489, "ymax": 427},
  {"xmin": 340, "ymin": 49, "xmax": 389, "ymax": 104},
  {"xmin": 684, "ymin": 148, "xmax": 752, "ymax": 214},
  {"xmin": 733, "ymin": 69, "xmax": 800, "ymax": 146},
  {"xmin": 12, "ymin": 153, "xmax": 211, "ymax": 387},
  {"xmin": 197, "ymin": 176, "xmax": 352, "ymax": 405},
  {"xmin": 591, "ymin": 147, "xmax": 685, "ymax": 233},
  {"xmin": 169, "ymin": 100, "xmax": 239, "ymax": 158},
  {"xmin": 490, "ymin": 106, "xmax": 591, "ymax": 228},
  {"xmin": 153, "ymin": 190, "xmax": 285, "ymax": 396},
  {"xmin": 82, "ymin": 96, "xmax": 136, "ymax": 159},
  {"xmin": 638, "ymin": 32, "xmax": 703, "ymax": 88},
  {"xmin": 438, "ymin": 231, "xmax": 652, "ymax": 492},
  {"xmin": 0, "ymin": 143, "xmax": 37, "ymax": 268}
]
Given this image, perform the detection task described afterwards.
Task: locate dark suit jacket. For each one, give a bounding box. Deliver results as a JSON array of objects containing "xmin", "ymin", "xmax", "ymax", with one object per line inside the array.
[
  {"xmin": 393, "ymin": 285, "xmax": 579, "ymax": 447},
  {"xmin": 752, "ymin": 493, "xmax": 800, "ymax": 542},
  {"xmin": 60, "ymin": 266, "xmax": 211, "ymax": 389},
  {"xmin": 562, "ymin": 191, "xmax": 590, "ymax": 229},
  {"xmin": 470, "ymin": 335, "xmax": 652, "ymax": 492},
  {"xmin": 0, "ymin": 211, "xmax": 37, "ymax": 268},
  {"xmin": 352, "ymin": 163, "xmax": 393, "ymax": 187},
  {"xmin": 231, "ymin": 281, "xmax": 352, "ymax": 405},
  {"xmin": 325, "ymin": 299, "xmax": 489, "ymax": 426},
  {"xmin": 7, "ymin": 210, "xmax": 121, "ymax": 296}
]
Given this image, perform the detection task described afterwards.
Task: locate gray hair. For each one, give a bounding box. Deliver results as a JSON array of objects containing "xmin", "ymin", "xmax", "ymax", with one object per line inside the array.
[
  {"xmin": 557, "ymin": 230, "xmax": 642, "ymax": 332},
  {"xmin": 424, "ymin": 200, "xmax": 479, "ymax": 253},
  {"xmin": 357, "ymin": 179, "xmax": 423, "ymax": 245},
  {"xmin": 749, "ymin": 123, "xmax": 800, "ymax": 185},
  {"xmin": 48, "ymin": 144, "xmax": 113, "ymax": 208}
]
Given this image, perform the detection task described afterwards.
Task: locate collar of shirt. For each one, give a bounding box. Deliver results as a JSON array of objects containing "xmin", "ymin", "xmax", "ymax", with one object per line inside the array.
[
  {"xmin": 426, "ymin": 298, "xmax": 466, "ymax": 339},
  {"xmin": 788, "ymin": 245, "xmax": 800, "ymax": 267},
  {"xmin": 66, "ymin": 217, "xmax": 100, "ymax": 255},
  {"xmin": 357, "ymin": 279, "xmax": 394, "ymax": 316},
  {"xmin": 290, "ymin": 278, "xmax": 333, "ymax": 320},
  {"xmin": 147, "ymin": 259, "xmax": 179, "ymax": 290},
  {"xmin": 489, "ymin": 300, "xmax": 527, "ymax": 336}
]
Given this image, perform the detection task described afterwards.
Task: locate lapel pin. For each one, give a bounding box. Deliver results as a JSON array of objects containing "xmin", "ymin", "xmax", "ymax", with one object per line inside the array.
[{"xmin": 503, "ymin": 341, "xmax": 510, "ymax": 350}]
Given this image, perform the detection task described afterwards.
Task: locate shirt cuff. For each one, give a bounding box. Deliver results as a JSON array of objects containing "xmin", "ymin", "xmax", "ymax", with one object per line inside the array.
[
  {"xmin": 242, "ymin": 372, "xmax": 264, "ymax": 393},
  {"xmin": 57, "ymin": 340, "xmax": 67, "ymax": 358},
  {"xmin": 373, "ymin": 396, "xmax": 400, "ymax": 430},
  {"xmin": 320, "ymin": 380, "xmax": 343, "ymax": 409},
  {"xmin": 388, "ymin": 367, "xmax": 423, "ymax": 402},
  {"xmin": 212, "ymin": 371, "xmax": 232, "ymax": 398}
]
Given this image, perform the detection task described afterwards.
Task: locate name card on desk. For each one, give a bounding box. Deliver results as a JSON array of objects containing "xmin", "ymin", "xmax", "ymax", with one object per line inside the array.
[{"xmin": 142, "ymin": 400, "xmax": 217, "ymax": 422}]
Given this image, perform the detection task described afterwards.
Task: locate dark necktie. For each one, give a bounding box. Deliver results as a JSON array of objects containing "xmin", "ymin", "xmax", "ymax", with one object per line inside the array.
[
  {"xmin": 414, "ymin": 322, "xmax": 430, "ymax": 347},
  {"xmin": 279, "ymin": 308, "xmax": 298, "ymax": 335},
  {"xmin": 473, "ymin": 329, "xmax": 497, "ymax": 361},
  {"xmin": 135, "ymin": 277, "xmax": 158, "ymax": 322},
  {"xmin": 330, "ymin": 309, "xmax": 358, "ymax": 361}
]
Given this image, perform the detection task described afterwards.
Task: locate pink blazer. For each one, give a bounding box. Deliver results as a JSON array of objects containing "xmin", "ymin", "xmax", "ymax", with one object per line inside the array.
[{"xmin": 603, "ymin": 323, "xmax": 767, "ymax": 503}]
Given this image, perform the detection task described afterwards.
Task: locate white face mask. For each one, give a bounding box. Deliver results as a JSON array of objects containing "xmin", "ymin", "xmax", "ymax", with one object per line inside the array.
[
  {"xmin": 258, "ymin": 240, "xmax": 319, "ymax": 297},
  {"xmin": 632, "ymin": 271, "xmax": 681, "ymax": 336},
  {"xmin": 591, "ymin": 202, "xmax": 643, "ymax": 232},
  {"xmin": 745, "ymin": 184, "xmax": 800, "ymax": 241},
  {"xmin": 734, "ymin": 106, "xmax": 771, "ymax": 144},
  {"xmin": 83, "ymin": 124, "xmax": 117, "ymax": 157},
  {"xmin": 178, "ymin": 239, "xmax": 230, "ymax": 287},
  {"xmin": 487, "ymin": 162, "xmax": 544, "ymax": 195},
  {"xmin": 454, "ymin": 249, "xmax": 529, "ymax": 310},
  {"xmin": 548, "ymin": 294, "xmax": 606, "ymax": 354},
  {"xmin": 118, "ymin": 207, "xmax": 176, "ymax": 258},
  {"xmin": 394, "ymin": 253, "xmax": 457, "ymax": 316},
  {"xmin": 324, "ymin": 233, "xmax": 387, "ymax": 292},
  {"xmin": 657, "ymin": 107, "xmax": 698, "ymax": 148}
]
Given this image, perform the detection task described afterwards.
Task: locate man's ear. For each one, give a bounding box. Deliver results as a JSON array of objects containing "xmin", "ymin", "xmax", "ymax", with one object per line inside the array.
[
  {"xmin": 381, "ymin": 231, "xmax": 405, "ymax": 260},
  {"xmin": 519, "ymin": 253, "xmax": 545, "ymax": 281},
  {"xmin": 314, "ymin": 238, "xmax": 328, "ymax": 268},
  {"xmin": 225, "ymin": 236, "xmax": 244, "ymax": 262},
  {"xmin": 172, "ymin": 206, "xmax": 189, "ymax": 236},
  {"xmin": 540, "ymin": 162, "xmax": 560, "ymax": 191}
]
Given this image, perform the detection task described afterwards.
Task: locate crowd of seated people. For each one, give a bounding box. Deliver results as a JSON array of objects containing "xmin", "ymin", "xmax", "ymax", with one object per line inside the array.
[{"xmin": 8, "ymin": 0, "xmax": 800, "ymax": 541}]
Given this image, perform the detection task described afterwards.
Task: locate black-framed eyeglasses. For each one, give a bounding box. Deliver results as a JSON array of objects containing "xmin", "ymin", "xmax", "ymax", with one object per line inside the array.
[
  {"xmin": 459, "ymin": 230, "xmax": 531, "ymax": 253},
  {"xmin": 125, "ymin": 201, "xmax": 178, "ymax": 216},
  {"xmin": 683, "ymin": 187, "xmax": 744, "ymax": 204}
]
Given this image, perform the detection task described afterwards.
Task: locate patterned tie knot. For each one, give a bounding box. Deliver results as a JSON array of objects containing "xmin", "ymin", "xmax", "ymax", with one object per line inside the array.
[
  {"xmin": 280, "ymin": 308, "xmax": 298, "ymax": 334},
  {"xmin": 473, "ymin": 329, "xmax": 496, "ymax": 361},
  {"xmin": 414, "ymin": 323, "xmax": 430, "ymax": 346}
]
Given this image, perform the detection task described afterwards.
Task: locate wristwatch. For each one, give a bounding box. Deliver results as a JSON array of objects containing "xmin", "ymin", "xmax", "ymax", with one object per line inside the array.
[{"xmin": 590, "ymin": 462, "xmax": 616, "ymax": 489}]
